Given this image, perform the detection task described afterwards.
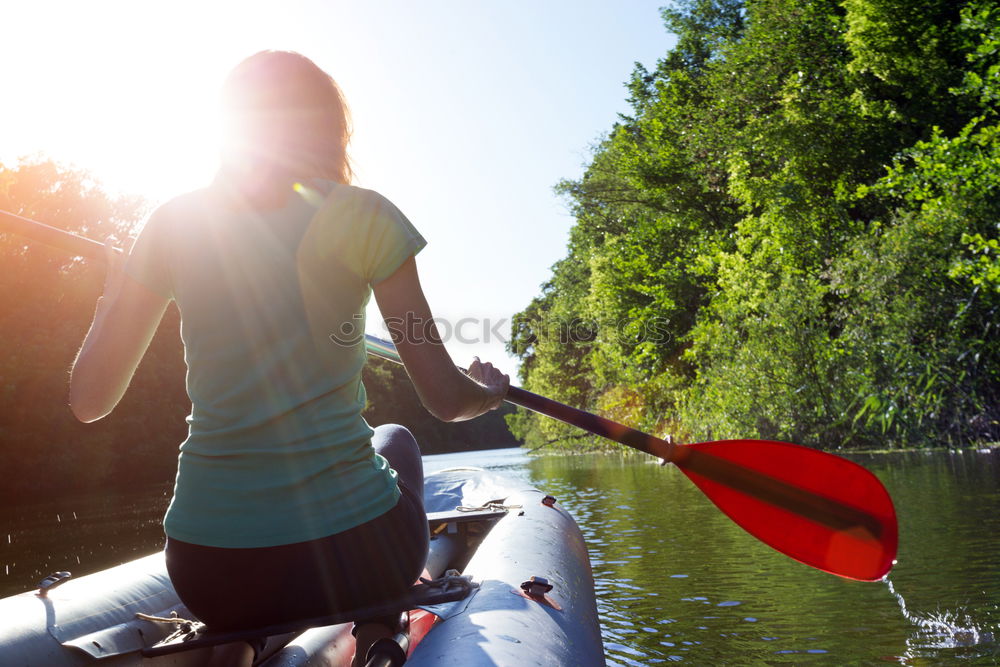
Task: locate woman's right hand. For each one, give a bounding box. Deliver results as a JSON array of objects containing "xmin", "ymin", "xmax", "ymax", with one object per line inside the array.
[{"xmin": 466, "ymin": 357, "xmax": 510, "ymax": 413}]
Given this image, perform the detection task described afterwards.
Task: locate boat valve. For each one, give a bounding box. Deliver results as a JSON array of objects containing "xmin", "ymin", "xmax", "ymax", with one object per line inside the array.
[
  {"xmin": 520, "ymin": 576, "xmax": 554, "ymax": 598},
  {"xmin": 36, "ymin": 570, "xmax": 72, "ymax": 597},
  {"xmin": 541, "ymin": 495, "xmax": 557, "ymax": 507}
]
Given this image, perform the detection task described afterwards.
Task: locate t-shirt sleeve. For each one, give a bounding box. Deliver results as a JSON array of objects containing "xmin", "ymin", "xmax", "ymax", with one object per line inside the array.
[
  {"xmin": 302, "ymin": 186, "xmax": 427, "ymax": 285},
  {"xmin": 362, "ymin": 193, "xmax": 427, "ymax": 285},
  {"xmin": 124, "ymin": 208, "xmax": 174, "ymax": 299}
]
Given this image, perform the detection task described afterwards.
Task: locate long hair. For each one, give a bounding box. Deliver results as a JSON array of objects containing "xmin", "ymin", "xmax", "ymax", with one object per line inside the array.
[{"xmin": 217, "ymin": 51, "xmax": 353, "ymax": 197}]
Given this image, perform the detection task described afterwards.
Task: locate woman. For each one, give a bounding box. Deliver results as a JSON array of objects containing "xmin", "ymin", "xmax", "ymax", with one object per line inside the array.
[{"xmin": 69, "ymin": 50, "xmax": 509, "ymax": 665}]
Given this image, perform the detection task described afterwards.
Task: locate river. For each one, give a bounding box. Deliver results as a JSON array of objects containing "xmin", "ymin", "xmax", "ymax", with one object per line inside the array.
[{"xmin": 2, "ymin": 447, "xmax": 999, "ymax": 664}]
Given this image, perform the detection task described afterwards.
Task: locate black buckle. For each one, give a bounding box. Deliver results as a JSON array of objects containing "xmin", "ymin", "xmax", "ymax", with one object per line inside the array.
[{"xmin": 520, "ymin": 576, "xmax": 553, "ymax": 597}]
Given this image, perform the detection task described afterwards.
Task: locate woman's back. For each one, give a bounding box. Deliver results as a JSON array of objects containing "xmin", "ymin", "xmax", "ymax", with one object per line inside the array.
[{"xmin": 127, "ymin": 181, "xmax": 425, "ymax": 548}]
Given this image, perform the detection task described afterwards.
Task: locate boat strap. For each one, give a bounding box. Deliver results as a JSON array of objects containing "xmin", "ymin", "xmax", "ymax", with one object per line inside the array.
[{"xmin": 140, "ymin": 572, "xmax": 478, "ymax": 658}]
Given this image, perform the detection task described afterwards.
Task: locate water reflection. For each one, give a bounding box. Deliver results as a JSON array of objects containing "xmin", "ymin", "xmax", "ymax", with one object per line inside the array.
[{"xmin": 0, "ymin": 485, "xmax": 170, "ymax": 597}]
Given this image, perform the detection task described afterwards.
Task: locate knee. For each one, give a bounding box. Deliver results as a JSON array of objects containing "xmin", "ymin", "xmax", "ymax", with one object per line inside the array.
[
  {"xmin": 372, "ymin": 424, "xmax": 423, "ymax": 488},
  {"xmin": 373, "ymin": 424, "xmax": 418, "ymax": 452},
  {"xmin": 374, "ymin": 423, "xmax": 415, "ymax": 442}
]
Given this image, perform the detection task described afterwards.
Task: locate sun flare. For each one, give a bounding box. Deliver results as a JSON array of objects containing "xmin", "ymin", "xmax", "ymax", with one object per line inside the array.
[{"xmin": 1, "ymin": 3, "xmax": 236, "ymax": 204}]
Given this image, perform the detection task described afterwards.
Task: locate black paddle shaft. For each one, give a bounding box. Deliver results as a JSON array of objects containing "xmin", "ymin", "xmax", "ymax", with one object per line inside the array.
[{"xmin": 506, "ymin": 385, "xmax": 675, "ymax": 459}]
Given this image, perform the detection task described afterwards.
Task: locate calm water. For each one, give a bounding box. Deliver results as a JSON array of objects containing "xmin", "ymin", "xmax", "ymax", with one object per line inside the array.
[{"xmin": 3, "ymin": 447, "xmax": 999, "ymax": 664}]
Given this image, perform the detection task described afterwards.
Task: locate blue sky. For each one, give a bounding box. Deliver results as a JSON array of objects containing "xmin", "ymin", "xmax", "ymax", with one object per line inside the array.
[{"xmin": 1, "ymin": 1, "xmax": 676, "ymax": 370}]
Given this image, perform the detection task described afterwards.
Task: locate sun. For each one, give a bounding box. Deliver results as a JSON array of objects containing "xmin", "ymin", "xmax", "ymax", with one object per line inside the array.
[{"xmin": 0, "ymin": 3, "xmax": 231, "ymax": 206}]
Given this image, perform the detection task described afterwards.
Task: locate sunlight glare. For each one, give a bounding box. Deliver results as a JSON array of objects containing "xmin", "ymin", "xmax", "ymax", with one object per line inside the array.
[{"xmin": 1, "ymin": 2, "xmax": 232, "ymax": 204}]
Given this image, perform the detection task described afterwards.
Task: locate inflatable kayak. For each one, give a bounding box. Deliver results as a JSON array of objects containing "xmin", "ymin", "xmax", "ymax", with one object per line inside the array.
[{"xmin": 0, "ymin": 467, "xmax": 603, "ymax": 666}]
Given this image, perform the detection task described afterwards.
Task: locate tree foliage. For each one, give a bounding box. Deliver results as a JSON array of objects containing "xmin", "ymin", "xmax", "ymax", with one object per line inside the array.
[
  {"xmin": 509, "ymin": 0, "xmax": 1000, "ymax": 450},
  {"xmin": 0, "ymin": 159, "xmax": 517, "ymax": 503}
]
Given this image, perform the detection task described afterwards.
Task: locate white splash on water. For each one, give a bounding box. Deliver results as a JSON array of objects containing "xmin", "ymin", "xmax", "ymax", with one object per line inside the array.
[{"xmin": 885, "ymin": 577, "xmax": 992, "ymax": 653}]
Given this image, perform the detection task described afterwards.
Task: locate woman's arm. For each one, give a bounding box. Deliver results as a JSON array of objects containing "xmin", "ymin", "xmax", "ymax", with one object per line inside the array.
[
  {"xmin": 69, "ymin": 242, "xmax": 170, "ymax": 423},
  {"xmin": 373, "ymin": 256, "xmax": 509, "ymax": 422}
]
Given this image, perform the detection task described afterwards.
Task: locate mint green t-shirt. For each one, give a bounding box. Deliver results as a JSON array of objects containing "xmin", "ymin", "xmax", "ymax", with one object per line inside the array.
[{"xmin": 125, "ymin": 181, "xmax": 426, "ymax": 548}]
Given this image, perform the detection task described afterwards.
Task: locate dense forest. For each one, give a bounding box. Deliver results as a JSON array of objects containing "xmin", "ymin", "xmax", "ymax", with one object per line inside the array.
[
  {"xmin": 508, "ymin": 0, "xmax": 1000, "ymax": 450},
  {"xmin": 0, "ymin": 160, "xmax": 517, "ymax": 503}
]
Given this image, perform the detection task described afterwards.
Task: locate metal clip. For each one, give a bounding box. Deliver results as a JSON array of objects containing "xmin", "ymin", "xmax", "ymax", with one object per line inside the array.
[{"xmin": 36, "ymin": 571, "xmax": 72, "ymax": 597}]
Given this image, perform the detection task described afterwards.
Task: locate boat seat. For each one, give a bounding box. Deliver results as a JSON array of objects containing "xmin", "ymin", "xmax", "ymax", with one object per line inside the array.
[
  {"xmin": 142, "ymin": 572, "xmax": 476, "ymax": 658},
  {"xmin": 427, "ymin": 506, "xmax": 510, "ymax": 533},
  {"xmin": 142, "ymin": 509, "xmax": 507, "ymax": 658}
]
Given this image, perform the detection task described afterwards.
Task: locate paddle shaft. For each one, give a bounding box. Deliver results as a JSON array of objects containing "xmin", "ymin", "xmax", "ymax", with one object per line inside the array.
[
  {"xmin": 0, "ymin": 209, "xmax": 119, "ymax": 260},
  {"xmin": 367, "ymin": 335, "xmax": 675, "ymax": 458}
]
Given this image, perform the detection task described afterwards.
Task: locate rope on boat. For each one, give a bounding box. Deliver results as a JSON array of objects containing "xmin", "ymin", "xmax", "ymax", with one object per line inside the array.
[
  {"xmin": 419, "ymin": 569, "xmax": 479, "ymax": 595},
  {"xmin": 455, "ymin": 501, "xmax": 522, "ymax": 513},
  {"xmin": 135, "ymin": 611, "xmax": 198, "ymax": 626}
]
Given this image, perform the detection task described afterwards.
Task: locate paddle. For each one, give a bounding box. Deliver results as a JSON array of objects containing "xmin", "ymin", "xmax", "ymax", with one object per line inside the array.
[
  {"xmin": 367, "ymin": 335, "xmax": 898, "ymax": 582},
  {"xmin": 2, "ymin": 210, "xmax": 899, "ymax": 582}
]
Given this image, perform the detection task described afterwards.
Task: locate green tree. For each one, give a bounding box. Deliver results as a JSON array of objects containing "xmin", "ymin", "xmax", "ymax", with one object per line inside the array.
[{"xmin": 510, "ymin": 0, "xmax": 999, "ymax": 450}]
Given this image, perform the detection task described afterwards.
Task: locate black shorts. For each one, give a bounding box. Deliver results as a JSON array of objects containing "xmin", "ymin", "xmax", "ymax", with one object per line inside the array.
[{"xmin": 165, "ymin": 482, "xmax": 429, "ymax": 632}]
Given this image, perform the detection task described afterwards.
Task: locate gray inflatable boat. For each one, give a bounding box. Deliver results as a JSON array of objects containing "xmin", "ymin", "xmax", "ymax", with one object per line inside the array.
[{"xmin": 0, "ymin": 468, "xmax": 603, "ymax": 666}]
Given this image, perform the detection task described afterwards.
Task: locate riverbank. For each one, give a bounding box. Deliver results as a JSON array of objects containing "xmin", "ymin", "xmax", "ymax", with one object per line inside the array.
[{"xmin": 524, "ymin": 438, "xmax": 1000, "ymax": 457}]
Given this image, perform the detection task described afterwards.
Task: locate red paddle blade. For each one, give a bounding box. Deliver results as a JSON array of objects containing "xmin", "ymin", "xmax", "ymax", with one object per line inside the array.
[{"xmin": 672, "ymin": 439, "xmax": 897, "ymax": 581}]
